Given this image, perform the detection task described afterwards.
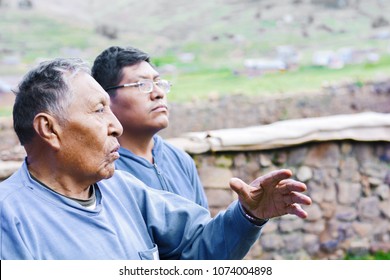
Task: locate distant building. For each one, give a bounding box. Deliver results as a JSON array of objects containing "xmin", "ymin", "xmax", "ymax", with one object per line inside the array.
[{"xmin": 312, "ymin": 48, "xmax": 380, "ymax": 69}]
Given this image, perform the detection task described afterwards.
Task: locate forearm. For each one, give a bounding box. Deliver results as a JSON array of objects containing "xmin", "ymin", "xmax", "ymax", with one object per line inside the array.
[{"xmin": 179, "ymin": 201, "xmax": 263, "ymax": 260}]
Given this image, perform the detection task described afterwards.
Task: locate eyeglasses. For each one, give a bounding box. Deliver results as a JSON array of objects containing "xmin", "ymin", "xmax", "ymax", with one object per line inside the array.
[{"xmin": 105, "ymin": 79, "xmax": 172, "ymax": 94}]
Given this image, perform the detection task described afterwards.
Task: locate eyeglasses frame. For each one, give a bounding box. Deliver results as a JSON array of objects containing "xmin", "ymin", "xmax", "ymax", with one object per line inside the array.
[{"xmin": 104, "ymin": 79, "xmax": 171, "ymax": 94}]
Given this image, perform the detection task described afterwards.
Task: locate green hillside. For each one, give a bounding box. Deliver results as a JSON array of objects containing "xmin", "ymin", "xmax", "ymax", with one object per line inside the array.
[{"xmin": 1, "ymin": 0, "xmax": 390, "ymax": 102}]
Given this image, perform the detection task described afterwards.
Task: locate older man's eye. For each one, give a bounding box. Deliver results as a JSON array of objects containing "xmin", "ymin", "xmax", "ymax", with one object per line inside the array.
[{"xmin": 96, "ymin": 106, "xmax": 105, "ymax": 113}]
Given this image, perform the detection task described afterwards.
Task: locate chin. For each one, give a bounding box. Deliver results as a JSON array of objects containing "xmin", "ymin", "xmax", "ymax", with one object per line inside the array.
[
  {"xmin": 98, "ymin": 165, "xmax": 116, "ymax": 180},
  {"xmin": 107, "ymin": 168, "xmax": 116, "ymax": 178},
  {"xmin": 153, "ymin": 121, "xmax": 168, "ymax": 132},
  {"xmin": 160, "ymin": 118, "xmax": 169, "ymax": 128}
]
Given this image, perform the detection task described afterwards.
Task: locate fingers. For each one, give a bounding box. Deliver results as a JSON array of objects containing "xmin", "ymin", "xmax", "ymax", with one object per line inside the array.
[
  {"xmin": 293, "ymin": 192, "xmax": 312, "ymax": 205},
  {"xmin": 281, "ymin": 191, "xmax": 312, "ymax": 206},
  {"xmin": 286, "ymin": 203, "xmax": 309, "ymax": 219},
  {"xmin": 251, "ymin": 178, "xmax": 307, "ymax": 197},
  {"xmin": 250, "ymin": 169, "xmax": 292, "ymax": 189},
  {"xmin": 278, "ymin": 179, "xmax": 307, "ymax": 193}
]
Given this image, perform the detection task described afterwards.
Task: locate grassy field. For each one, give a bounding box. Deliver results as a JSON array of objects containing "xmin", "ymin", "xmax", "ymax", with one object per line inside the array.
[
  {"xmin": 164, "ymin": 54, "xmax": 390, "ymax": 102},
  {"xmin": 1, "ymin": 56, "xmax": 389, "ymax": 116},
  {"xmin": 1, "ymin": 0, "xmax": 390, "ymax": 106}
]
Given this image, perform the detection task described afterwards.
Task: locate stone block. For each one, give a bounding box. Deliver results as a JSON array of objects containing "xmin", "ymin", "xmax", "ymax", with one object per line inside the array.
[
  {"xmin": 337, "ymin": 181, "xmax": 361, "ymax": 205},
  {"xmin": 198, "ymin": 166, "xmax": 233, "ymax": 189},
  {"xmin": 304, "ymin": 143, "xmax": 340, "ymax": 168},
  {"xmin": 296, "ymin": 165, "xmax": 313, "ymax": 182},
  {"xmin": 305, "ymin": 203, "xmax": 323, "ymax": 221},
  {"xmin": 205, "ymin": 189, "xmax": 234, "ymax": 208},
  {"xmin": 0, "ymin": 160, "xmax": 22, "ymax": 181},
  {"xmin": 358, "ymin": 197, "xmax": 381, "ymax": 219}
]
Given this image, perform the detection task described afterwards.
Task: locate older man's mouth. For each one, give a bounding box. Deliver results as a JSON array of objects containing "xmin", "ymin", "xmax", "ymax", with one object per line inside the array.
[{"xmin": 110, "ymin": 144, "xmax": 120, "ymax": 159}]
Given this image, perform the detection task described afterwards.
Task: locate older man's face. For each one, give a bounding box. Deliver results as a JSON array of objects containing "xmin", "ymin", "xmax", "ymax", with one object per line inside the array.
[{"xmin": 57, "ymin": 72, "xmax": 123, "ymax": 182}]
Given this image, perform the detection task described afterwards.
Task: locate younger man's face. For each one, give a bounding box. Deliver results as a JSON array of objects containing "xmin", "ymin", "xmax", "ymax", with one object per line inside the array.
[{"xmin": 109, "ymin": 61, "xmax": 169, "ymax": 136}]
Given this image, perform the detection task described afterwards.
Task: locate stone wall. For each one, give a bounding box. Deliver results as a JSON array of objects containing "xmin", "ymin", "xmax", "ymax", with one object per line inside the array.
[{"xmin": 194, "ymin": 141, "xmax": 390, "ymax": 259}]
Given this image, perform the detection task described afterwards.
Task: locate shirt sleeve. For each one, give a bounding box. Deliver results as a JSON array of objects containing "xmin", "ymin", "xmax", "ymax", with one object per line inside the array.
[
  {"xmin": 135, "ymin": 181, "xmax": 263, "ymax": 260},
  {"xmin": 0, "ymin": 204, "xmax": 35, "ymax": 259}
]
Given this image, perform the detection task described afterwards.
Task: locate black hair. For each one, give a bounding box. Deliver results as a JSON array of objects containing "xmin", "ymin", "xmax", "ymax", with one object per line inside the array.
[{"xmin": 91, "ymin": 46, "xmax": 150, "ymax": 95}]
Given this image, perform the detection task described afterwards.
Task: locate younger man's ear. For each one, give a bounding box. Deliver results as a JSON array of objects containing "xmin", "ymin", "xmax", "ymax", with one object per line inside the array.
[{"xmin": 32, "ymin": 113, "xmax": 62, "ymax": 150}]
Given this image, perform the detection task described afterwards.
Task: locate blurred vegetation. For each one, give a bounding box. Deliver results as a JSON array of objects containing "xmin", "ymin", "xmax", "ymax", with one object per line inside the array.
[
  {"xmin": 0, "ymin": 107, "xmax": 12, "ymax": 117},
  {"xmin": 1, "ymin": 0, "xmax": 390, "ymax": 105},
  {"xmin": 164, "ymin": 55, "xmax": 390, "ymax": 102},
  {"xmin": 344, "ymin": 250, "xmax": 390, "ymax": 260}
]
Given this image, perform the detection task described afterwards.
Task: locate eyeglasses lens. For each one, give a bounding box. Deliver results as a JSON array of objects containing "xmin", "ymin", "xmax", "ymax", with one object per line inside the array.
[
  {"xmin": 158, "ymin": 80, "xmax": 171, "ymax": 93},
  {"xmin": 139, "ymin": 81, "xmax": 153, "ymax": 93}
]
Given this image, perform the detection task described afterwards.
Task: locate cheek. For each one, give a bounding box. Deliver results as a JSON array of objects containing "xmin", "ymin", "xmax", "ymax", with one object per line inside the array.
[
  {"xmin": 114, "ymin": 101, "xmax": 148, "ymax": 121},
  {"xmin": 72, "ymin": 130, "xmax": 97, "ymax": 146},
  {"xmin": 66, "ymin": 136, "xmax": 98, "ymax": 162},
  {"xmin": 65, "ymin": 126, "xmax": 105, "ymax": 154}
]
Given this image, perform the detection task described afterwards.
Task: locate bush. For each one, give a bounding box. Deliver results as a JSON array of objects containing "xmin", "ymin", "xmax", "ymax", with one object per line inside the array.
[{"xmin": 344, "ymin": 251, "xmax": 390, "ymax": 260}]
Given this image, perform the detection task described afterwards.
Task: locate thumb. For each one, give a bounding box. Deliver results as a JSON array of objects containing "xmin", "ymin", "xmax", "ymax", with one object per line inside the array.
[{"xmin": 229, "ymin": 177, "xmax": 250, "ymax": 201}]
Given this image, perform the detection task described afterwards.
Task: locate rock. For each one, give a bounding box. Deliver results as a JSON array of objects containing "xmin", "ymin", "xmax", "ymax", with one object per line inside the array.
[
  {"xmin": 296, "ymin": 165, "xmax": 313, "ymax": 182},
  {"xmin": 305, "ymin": 203, "xmax": 323, "ymax": 221},
  {"xmin": 337, "ymin": 181, "xmax": 361, "ymax": 205},
  {"xmin": 305, "ymin": 143, "xmax": 340, "ymax": 168},
  {"xmin": 0, "ymin": 160, "xmax": 22, "ymax": 180},
  {"xmin": 198, "ymin": 166, "xmax": 233, "ymax": 189},
  {"xmin": 358, "ymin": 197, "xmax": 381, "ymax": 220}
]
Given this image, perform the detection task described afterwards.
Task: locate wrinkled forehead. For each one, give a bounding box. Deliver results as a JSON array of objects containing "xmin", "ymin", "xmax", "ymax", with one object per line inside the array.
[
  {"xmin": 120, "ymin": 61, "xmax": 160, "ymax": 81},
  {"xmin": 69, "ymin": 71, "xmax": 110, "ymax": 105}
]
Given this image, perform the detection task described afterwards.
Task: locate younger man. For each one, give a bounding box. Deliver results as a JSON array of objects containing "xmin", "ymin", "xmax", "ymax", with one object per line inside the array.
[{"xmin": 92, "ymin": 46, "xmax": 208, "ymax": 208}]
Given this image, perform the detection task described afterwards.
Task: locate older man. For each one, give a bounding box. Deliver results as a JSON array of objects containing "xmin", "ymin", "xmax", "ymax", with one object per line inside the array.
[{"xmin": 0, "ymin": 58, "xmax": 311, "ymax": 260}]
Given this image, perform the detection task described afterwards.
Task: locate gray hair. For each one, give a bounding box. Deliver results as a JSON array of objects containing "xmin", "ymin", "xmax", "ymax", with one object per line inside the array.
[{"xmin": 13, "ymin": 58, "xmax": 91, "ymax": 145}]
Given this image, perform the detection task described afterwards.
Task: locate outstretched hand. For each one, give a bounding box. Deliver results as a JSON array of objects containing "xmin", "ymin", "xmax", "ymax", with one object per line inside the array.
[{"xmin": 229, "ymin": 169, "xmax": 312, "ymax": 220}]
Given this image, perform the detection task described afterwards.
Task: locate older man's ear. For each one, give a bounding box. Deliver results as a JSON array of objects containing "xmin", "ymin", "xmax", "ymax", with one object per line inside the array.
[{"xmin": 32, "ymin": 113, "xmax": 62, "ymax": 150}]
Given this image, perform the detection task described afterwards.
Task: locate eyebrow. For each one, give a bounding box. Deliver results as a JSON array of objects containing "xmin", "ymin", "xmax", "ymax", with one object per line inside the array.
[
  {"xmin": 93, "ymin": 89, "xmax": 110, "ymax": 104},
  {"xmin": 133, "ymin": 74, "xmax": 161, "ymax": 81}
]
